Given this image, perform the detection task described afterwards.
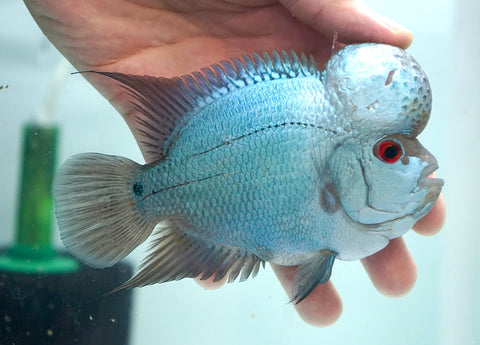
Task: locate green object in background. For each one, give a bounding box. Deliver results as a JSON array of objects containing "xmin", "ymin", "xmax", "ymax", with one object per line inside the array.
[
  {"xmin": 0, "ymin": 123, "xmax": 77, "ymax": 273},
  {"xmin": 0, "ymin": 122, "xmax": 133, "ymax": 345}
]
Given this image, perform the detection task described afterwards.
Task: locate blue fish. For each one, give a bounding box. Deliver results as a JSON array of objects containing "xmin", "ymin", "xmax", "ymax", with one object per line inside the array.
[{"xmin": 53, "ymin": 43, "xmax": 443, "ymax": 303}]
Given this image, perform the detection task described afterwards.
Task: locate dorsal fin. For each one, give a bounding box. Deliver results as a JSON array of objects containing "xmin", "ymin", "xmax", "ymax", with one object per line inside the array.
[{"xmin": 91, "ymin": 50, "xmax": 319, "ymax": 163}]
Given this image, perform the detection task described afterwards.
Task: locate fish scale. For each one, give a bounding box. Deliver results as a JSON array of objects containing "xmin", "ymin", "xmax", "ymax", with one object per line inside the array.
[
  {"xmin": 170, "ymin": 78, "xmax": 331, "ymax": 160},
  {"xmin": 53, "ymin": 43, "xmax": 443, "ymax": 303},
  {"xmin": 141, "ymin": 125, "xmax": 320, "ymax": 255}
]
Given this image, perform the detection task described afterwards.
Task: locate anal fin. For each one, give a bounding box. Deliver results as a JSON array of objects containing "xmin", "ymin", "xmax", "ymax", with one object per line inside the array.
[
  {"xmin": 292, "ymin": 250, "xmax": 337, "ymax": 304},
  {"xmin": 113, "ymin": 220, "xmax": 264, "ymax": 292}
]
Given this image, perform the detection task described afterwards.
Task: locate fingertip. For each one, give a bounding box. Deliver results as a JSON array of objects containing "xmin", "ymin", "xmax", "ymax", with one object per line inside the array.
[
  {"xmin": 293, "ymin": 281, "xmax": 343, "ymax": 327},
  {"xmin": 283, "ymin": 0, "xmax": 413, "ymax": 49},
  {"xmin": 413, "ymin": 193, "xmax": 446, "ymax": 236},
  {"xmin": 368, "ymin": 9, "xmax": 414, "ymax": 49},
  {"xmin": 271, "ymin": 264, "xmax": 343, "ymax": 327},
  {"xmin": 362, "ymin": 237, "xmax": 417, "ymax": 297}
]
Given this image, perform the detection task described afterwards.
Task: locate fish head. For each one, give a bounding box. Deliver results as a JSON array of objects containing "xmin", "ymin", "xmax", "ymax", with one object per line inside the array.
[
  {"xmin": 322, "ymin": 43, "xmax": 432, "ymax": 137},
  {"xmin": 328, "ymin": 133, "xmax": 443, "ymax": 228},
  {"xmin": 321, "ymin": 43, "xmax": 442, "ymax": 233}
]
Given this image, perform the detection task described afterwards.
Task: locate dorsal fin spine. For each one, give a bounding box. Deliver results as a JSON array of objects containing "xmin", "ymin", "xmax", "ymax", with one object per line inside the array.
[
  {"xmin": 284, "ymin": 51, "xmax": 299, "ymax": 78},
  {"xmin": 241, "ymin": 55, "xmax": 259, "ymax": 83},
  {"xmin": 252, "ymin": 52, "xmax": 267, "ymax": 81},
  {"xmin": 309, "ymin": 55, "xmax": 317, "ymax": 74},
  {"xmin": 201, "ymin": 67, "xmax": 220, "ymax": 90},
  {"xmin": 183, "ymin": 75, "xmax": 204, "ymax": 99},
  {"xmin": 271, "ymin": 51, "xmax": 285, "ymax": 78},
  {"xmin": 281, "ymin": 50, "xmax": 296, "ymax": 77},
  {"xmin": 164, "ymin": 82, "xmax": 191, "ymax": 114},
  {"xmin": 93, "ymin": 50, "xmax": 319, "ymax": 162},
  {"xmin": 192, "ymin": 71, "xmax": 211, "ymax": 95},
  {"xmin": 262, "ymin": 52, "xmax": 279, "ymax": 79},
  {"xmin": 220, "ymin": 60, "xmax": 241, "ymax": 86},
  {"xmin": 210, "ymin": 65, "xmax": 228, "ymax": 89},
  {"xmin": 300, "ymin": 52, "xmax": 310, "ymax": 75},
  {"xmin": 230, "ymin": 58, "xmax": 250, "ymax": 86}
]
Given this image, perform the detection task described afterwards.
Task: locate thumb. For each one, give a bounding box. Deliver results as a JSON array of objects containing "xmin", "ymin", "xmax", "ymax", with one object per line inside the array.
[{"xmin": 279, "ymin": 0, "xmax": 413, "ymax": 48}]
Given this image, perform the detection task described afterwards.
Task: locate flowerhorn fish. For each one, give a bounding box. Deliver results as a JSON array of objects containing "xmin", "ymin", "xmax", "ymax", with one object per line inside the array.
[{"xmin": 53, "ymin": 43, "xmax": 443, "ymax": 303}]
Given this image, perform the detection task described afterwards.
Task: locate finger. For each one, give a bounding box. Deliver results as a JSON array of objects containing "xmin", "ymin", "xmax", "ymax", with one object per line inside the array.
[
  {"xmin": 271, "ymin": 263, "xmax": 342, "ymax": 327},
  {"xmin": 413, "ymin": 193, "xmax": 446, "ymax": 236},
  {"xmin": 361, "ymin": 237, "xmax": 417, "ymax": 297},
  {"xmin": 280, "ymin": 0, "xmax": 413, "ymax": 48}
]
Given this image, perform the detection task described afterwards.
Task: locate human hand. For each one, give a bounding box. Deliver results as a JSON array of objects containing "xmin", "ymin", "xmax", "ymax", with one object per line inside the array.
[{"xmin": 24, "ymin": 0, "xmax": 446, "ymax": 326}]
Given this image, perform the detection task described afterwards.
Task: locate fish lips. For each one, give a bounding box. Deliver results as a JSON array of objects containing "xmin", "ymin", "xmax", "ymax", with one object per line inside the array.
[{"xmin": 418, "ymin": 163, "xmax": 444, "ymax": 190}]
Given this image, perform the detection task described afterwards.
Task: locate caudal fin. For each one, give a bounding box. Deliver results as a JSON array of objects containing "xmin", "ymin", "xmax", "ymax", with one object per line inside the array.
[{"xmin": 53, "ymin": 153, "xmax": 156, "ymax": 268}]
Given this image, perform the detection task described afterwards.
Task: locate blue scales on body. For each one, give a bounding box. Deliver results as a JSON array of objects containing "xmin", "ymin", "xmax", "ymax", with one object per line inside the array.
[{"xmin": 53, "ymin": 43, "xmax": 443, "ymax": 303}]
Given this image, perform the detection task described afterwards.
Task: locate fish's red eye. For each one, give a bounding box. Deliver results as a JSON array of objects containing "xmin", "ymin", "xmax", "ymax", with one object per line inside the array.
[{"xmin": 374, "ymin": 139, "xmax": 403, "ymax": 164}]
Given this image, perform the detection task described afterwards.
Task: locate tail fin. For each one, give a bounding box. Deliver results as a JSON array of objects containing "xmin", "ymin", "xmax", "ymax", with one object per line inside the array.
[{"xmin": 53, "ymin": 153, "xmax": 156, "ymax": 268}]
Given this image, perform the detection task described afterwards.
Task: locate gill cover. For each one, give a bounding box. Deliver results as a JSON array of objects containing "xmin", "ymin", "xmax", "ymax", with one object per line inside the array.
[{"xmin": 329, "ymin": 135, "xmax": 442, "ymax": 226}]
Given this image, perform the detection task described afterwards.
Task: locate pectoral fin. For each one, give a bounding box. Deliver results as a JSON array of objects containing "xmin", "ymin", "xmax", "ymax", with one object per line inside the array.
[{"xmin": 292, "ymin": 249, "xmax": 337, "ymax": 304}]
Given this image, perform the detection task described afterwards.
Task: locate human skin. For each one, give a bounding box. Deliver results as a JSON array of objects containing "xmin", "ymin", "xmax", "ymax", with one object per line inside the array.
[{"xmin": 24, "ymin": 0, "xmax": 446, "ymax": 327}]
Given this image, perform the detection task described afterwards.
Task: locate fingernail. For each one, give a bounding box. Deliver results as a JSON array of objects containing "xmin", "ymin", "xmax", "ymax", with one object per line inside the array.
[{"xmin": 374, "ymin": 13, "xmax": 414, "ymax": 48}]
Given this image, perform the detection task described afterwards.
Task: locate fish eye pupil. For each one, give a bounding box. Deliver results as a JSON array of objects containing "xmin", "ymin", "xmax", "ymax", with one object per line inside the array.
[
  {"xmin": 133, "ymin": 182, "xmax": 144, "ymax": 196},
  {"xmin": 384, "ymin": 145, "xmax": 398, "ymax": 159},
  {"xmin": 375, "ymin": 139, "xmax": 403, "ymax": 163}
]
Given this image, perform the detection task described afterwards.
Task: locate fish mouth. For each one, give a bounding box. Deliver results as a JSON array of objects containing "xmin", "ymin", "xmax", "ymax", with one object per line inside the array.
[{"xmin": 418, "ymin": 164, "xmax": 444, "ymax": 189}]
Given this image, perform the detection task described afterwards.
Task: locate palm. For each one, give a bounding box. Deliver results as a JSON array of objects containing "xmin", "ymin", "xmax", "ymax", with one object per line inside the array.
[
  {"xmin": 25, "ymin": 0, "xmax": 444, "ymax": 326},
  {"xmin": 26, "ymin": 0, "xmax": 412, "ymax": 98}
]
